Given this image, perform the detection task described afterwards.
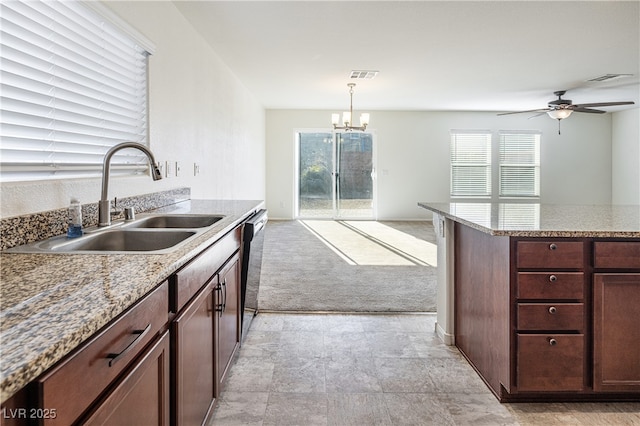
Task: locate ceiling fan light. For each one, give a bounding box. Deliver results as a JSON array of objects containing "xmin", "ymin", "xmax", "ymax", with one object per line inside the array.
[{"xmin": 547, "ymin": 109, "xmax": 573, "ymax": 120}]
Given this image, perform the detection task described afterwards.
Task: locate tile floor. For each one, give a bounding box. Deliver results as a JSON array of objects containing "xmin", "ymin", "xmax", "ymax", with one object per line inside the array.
[{"xmin": 210, "ymin": 313, "xmax": 640, "ymax": 425}]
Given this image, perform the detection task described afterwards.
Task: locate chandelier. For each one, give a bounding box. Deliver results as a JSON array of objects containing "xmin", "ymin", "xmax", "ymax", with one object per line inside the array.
[{"xmin": 331, "ymin": 83, "xmax": 369, "ymax": 131}]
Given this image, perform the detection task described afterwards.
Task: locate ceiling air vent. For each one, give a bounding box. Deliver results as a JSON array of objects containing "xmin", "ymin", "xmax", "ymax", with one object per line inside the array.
[
  {"xmin": 350, "ymin": 70, "xmax": 379, "ymax": 80},
  {"xmin": 587, "ymin": 74, "xmax": 633, "ymax": 82}
]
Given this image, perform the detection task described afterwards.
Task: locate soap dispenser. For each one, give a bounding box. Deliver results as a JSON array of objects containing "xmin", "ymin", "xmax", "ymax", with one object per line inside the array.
[{"xmin": 67, "ymin": 197, "xmax": 83, "ymax": 238}]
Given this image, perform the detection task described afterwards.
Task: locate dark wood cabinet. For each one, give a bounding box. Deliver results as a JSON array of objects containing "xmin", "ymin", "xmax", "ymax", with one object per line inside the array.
[
  {"xmin": 172, "ymin": 281, "xmax": 216, "ymax": 426},
  {"xmin": 455, "ymin": 223, "xmax": 639, "ymax": 401},
  {"xmin": 36, "ymin": 282, "xmax": 169, "ymax": 426},
  {"xmin": 82, "ymin": 331, "xmax": 170, "ymax": 426},
  {"xmin": 170, "ymin": 227, "xmax": 241, "ymax": 425},
  {"xmin": 593, "ymin": 273, "xmax": 640, "ymax": 392},
  {"xmin": 216, "ymin": 254, "xmax": 240, "ymax": 391}
]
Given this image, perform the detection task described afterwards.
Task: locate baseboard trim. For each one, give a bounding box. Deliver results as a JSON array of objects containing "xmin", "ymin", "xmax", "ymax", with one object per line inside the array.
[{"xmin": 435, "ymin": 321, "xmax": 455, "ymax": 346}]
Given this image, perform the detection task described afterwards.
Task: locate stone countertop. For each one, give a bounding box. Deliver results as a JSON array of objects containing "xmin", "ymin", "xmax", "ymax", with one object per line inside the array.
[
  {"xmin": 418, "ymin": 202, "xmax": 640, "ymax": 238},
  {"xmin": 0, "ymin": 199, "xmax": 263, "ymax": 403}
]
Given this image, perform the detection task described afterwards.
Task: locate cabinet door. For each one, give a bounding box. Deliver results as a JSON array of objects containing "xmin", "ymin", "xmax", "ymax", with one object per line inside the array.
[
  {"xmin": 216, "ymin": 254, "xmax": 240, "ymax": 389},
  {"xmin": 82, "ymin": 331, "xmax": 170, "ymax": 426},
  {"xmin": 172, "ymin": 281, "xmax": 216, "ymax": 426},
  {"xmin": 594, "ymin": 273, "xmax": 640, "ymax": 392}
]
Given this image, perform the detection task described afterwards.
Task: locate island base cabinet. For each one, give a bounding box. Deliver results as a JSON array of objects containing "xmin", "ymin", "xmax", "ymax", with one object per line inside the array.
[
  {"xmin": 172, "ymin": 281, "xmax": 216, "ymax": 426},
  {"xmin": 594, "ymin": 273, "xmax": 640, "ymax": 392},
  {"xmin": 516, "ymin": 334, "xmax": 585, "ymax": 392},
  {"xmin": 82, "ymin": 331, "xmax": 170, "ymax": 426}
]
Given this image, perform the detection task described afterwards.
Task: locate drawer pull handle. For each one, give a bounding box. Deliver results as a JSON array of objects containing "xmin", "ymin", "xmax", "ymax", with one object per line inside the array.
[
  {"xmin": 549, "ymin": 243, "xmax": 557, "ymax": 250},
  {"xmin": 549, "ymin": 275, "xmax": 557, "ymax": 282},
  {"xmin": 106, "ymin": 323, "xmax": 151, "ymax": 367},
  {"xmin": 549, "ymin": 338, "xmax": 557, "ymax": 346},
  {"xmin": 548, "ymin": 306, "xmax": 557, "ymax": 314}
]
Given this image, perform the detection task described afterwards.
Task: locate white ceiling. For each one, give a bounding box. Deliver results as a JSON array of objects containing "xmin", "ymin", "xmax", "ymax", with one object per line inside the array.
[{"xmin": 173, "ymin": 1, "xmax": 640, "ymax": 114}]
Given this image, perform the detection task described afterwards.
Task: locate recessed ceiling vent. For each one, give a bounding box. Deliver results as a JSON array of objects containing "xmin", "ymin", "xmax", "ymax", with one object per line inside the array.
[
  {"xmin": 587, "ymin": 73, "xmax": 633, "ymax": 82},
  {"xmin": 350, "ymin": 70, "xmax": 378, "ymax": 80}
]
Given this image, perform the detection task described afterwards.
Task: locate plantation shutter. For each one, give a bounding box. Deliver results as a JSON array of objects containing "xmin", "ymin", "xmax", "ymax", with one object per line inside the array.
[
  {"xmin": 0, "ymin": 0, "xmax": 153, "ymax": 182},
  {"xmin": 450, "ymin": 131, "xmax": 492, "ymax": 198},
  {"xmin": 499, "ymin": 132, "xmax": 540, "ymax": 197}
]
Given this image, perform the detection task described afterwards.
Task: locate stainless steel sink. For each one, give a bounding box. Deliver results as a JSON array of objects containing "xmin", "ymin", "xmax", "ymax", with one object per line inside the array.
[
  {"xmin": 9, "ymin": 230, "xmax": 197, "ymax": 254},
  {"xmin": 4, "ymin": 213, "xmax": 226, "ymax": 254},
  {"xmin": 122, "ymin": 214, "xmax": 223, "ymax": 229},
  {"xmin": 53, "ymin": 230, "xmax": 196, "ymax": 252}
]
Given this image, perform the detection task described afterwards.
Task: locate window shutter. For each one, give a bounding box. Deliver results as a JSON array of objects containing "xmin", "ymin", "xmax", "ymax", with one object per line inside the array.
[
  {"xmin": 499, "ymin": 132, "xmax": 540, "ymax": 197},
  {"xmin": 0, "ymin": 0, "xmax": 151, "ymax": 182},
  {"xmin": 450, "ymin": 131, "xmax": 492, "ymax": 198}
]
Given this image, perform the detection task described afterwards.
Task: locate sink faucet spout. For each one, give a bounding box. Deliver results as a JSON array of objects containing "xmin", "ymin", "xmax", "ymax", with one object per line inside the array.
[{"xmin": 99, "ymin": 142, "xmax": 162, "ymax": 227}]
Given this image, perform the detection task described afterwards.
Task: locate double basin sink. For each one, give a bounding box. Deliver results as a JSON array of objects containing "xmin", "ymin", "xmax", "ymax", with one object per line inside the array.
[{"xmin": 6, "ymin": 214, "xmax": 224, "ymax": 254}]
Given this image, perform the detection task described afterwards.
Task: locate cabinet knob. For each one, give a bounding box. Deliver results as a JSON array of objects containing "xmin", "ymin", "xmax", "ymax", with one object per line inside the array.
[
  {"xmin": 549, "ymin": 243, "xmax": 557, "ymax": 250},
  {"xmin": 549, "ymin": 338, "xmax": 557, "ymax": 346},
  {"xmin": 548, "ymin": 306, "xmax": 557, "ymax": 314},
  {"xmin": 549, "ymin": 275, "xmax": 557, "ymax": 282}
]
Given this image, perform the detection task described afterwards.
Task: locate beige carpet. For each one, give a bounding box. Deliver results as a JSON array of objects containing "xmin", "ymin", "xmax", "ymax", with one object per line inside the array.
[{"xmin": 257, "ymin": 220, "xmax": 437, "ymax": 312}]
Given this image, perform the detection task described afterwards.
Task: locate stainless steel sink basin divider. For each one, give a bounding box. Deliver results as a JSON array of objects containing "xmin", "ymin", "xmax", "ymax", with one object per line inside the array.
[{"xmin": 4, "ymin": 214, "xmax": 224, "ymax": 254}]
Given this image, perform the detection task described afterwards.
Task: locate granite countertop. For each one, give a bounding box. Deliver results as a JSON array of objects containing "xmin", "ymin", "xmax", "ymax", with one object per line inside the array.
[
  {"xmin": 418, "ymin": 202, "xmax": 640, "ymax": 238},
  {"xmin": 0, "ymin": 199, "xmax": 263, "ymax": 403}
]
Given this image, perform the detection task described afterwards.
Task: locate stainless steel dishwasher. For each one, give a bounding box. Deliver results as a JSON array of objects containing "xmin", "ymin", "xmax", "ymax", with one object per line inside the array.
[{"xmin": 240, "ymin": 209, "xmax": 268, "ymax": 341}]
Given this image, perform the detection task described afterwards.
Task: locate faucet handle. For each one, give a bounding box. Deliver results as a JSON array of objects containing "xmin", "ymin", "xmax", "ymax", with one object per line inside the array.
[{"xmin": 124, "ymin": 207, "xmax": 135, "ymax": 221}]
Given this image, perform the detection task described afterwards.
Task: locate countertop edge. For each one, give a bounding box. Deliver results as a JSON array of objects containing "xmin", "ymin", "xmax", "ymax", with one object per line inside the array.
[{"xmin": 418, "ymin": 202, "xmax": 640, "ymax": 238}]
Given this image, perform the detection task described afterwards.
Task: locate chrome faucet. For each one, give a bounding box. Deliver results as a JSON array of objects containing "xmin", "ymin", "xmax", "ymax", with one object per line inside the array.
[{"xmin": 99, "ymin": 142, "xmax": 162, "ymax": 226}]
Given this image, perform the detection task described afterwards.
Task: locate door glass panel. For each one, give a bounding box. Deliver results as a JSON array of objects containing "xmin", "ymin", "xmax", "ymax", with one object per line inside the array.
[
  {"xmin": 336, "ymin": 132, "xmax": 373, "ymax": 218},
  {"xmin": 298, "ymin": 133, "xmax": 334, "ymax": 218}
]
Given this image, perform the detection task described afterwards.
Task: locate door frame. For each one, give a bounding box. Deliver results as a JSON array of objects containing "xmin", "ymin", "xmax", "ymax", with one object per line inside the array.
[{"xmin": 294, "ymin": 129, "xmax": 377, "ymax": 220}]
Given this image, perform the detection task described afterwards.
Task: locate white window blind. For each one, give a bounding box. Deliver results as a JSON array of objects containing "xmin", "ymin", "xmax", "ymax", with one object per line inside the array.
[
  {"xmin": 499, "ymin": 132, "xmax": 540, "ymax": 198},
  {"xmin": 450, "ymin": 131, "xmax": 492, "ymax": 198},
  {"xmin": 0, "ymin": 0, "xmax": 151, "ymax": 182}
]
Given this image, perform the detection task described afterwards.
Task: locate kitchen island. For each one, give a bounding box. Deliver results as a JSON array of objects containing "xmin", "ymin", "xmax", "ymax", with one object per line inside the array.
[{"xmin": 418, "ymin": 202, "xmax": 640, "ymax": 402}]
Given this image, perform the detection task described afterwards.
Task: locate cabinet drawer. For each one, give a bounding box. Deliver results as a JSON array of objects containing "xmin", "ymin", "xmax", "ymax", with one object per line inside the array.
[
  {"xmin": 38, "ymin": 281, "xmax": 169, "ymax": 426},
  {"xmin": 172, "ymin": 227, "xmax": 241, "ymax": 312},
  {"xmin": 517, "ymin": 272, "xmax": 584, "ymax": 300},
  {"xmin": 516, "ymin": 241, "xmax": 584, "ymax": 269},
  {"xmin": 517, "ymin": 303, "xmax": 584, "ymax": 331},
  {"xmin": 82, "ymin": 331, "xmax": 170, "ymax": 425},
  {"xmin": 517, "ymin": 334, "xmax": 584, "ymax": 391},
  {"xmin": 594, "ymin": 241, "xmax": 640, "ymax": 269}
]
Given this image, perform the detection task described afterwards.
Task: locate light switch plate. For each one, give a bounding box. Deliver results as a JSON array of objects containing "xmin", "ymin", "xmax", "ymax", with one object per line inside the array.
[
  {"xmin": 175, "ymin": 161, "xmax": 182, "ymax": 177},
  {"xmin": 165, "ymin": 160, "xmax": 174, "ymax": 178}
]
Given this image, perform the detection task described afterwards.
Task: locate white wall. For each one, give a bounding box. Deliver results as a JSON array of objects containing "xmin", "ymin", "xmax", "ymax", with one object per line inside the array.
[
  {"xmin": 0, "ymin": 1, "xmax": 265, "ymax": 219},
  {"xmin": 612, "ymin": 108, "xmax": 640, "ymax": 204},
  {"xmin": 266, "ymin": 109, "xmax": 614, "ymax": 220}
]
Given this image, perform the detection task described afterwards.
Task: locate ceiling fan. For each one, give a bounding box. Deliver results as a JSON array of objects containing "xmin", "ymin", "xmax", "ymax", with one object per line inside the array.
[{"xmin": 498, "ymin": 90, "xmax": 635, "ymax": 134}]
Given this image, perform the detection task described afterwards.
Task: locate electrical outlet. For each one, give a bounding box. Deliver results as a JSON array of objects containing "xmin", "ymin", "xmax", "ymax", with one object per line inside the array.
[
  {"xmin": 175, "ymin": 161, "xmax": 182, "ymax": 177},
  {"xmin": 194, "ymin": 163, "xmax": 200, "ymax": 176},
  {"xmin": 156, "ymin": 161, "xmax": 164, "ymax": 177},
  {"xmin": 165, "ymin": 160, "xmax": 174, "ymax": 178}
]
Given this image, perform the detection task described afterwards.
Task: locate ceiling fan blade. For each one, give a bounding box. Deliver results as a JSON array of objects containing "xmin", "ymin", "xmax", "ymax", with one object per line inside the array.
[
  {"xmin": 497, "ymin": 108, "xmax": 550, "ymax": 116},
  {"xmin": 572, "ymin": 101, "xmax": 635, "ymax": 108},
  {"xmin": 528, "ymin": 112, "xmax": 548, "ymax": 119},
  {"xmin": 572, "ymin": 107, "xmax": 606, "ymax": 114}
]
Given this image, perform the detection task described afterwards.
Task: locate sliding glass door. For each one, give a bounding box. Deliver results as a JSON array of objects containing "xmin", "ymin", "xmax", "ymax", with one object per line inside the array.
[{"xmin": 297, "ymin": 131, "xmax": 375, "ymax": 219}]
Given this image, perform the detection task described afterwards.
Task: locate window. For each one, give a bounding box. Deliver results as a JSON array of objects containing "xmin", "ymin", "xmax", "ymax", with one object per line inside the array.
[
  {"xmin": 499, "ymin": 132, "xmax": 540, "ymax": 198},
  {"xmin": 0, "ymin": 0, "xmax": 154, "ymax": 182},
  {"xmin": 450, "ymin": 130, "xmax": 541, "ymax": 199},
  {"xmin": 450, "ymin": 131, "xmax": 492, "ymax": 198}
]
